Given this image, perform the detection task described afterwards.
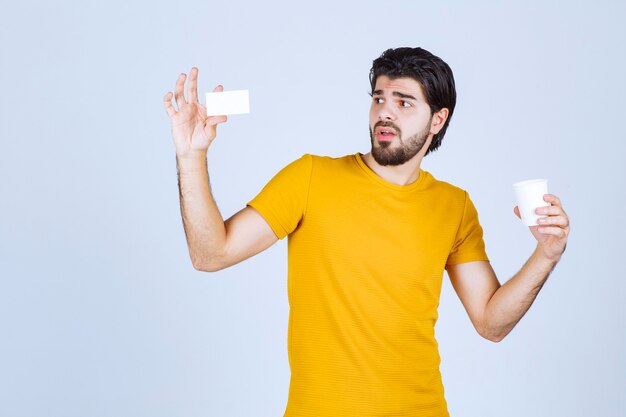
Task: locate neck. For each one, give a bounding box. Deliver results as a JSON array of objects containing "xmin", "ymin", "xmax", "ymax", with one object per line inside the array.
[{"xmin": 361, "ymin": 151, "xmax": 425, "ymax": 186}]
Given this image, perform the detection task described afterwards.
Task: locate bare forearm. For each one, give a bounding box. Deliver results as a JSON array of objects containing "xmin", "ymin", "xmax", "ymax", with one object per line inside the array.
[
  {"xmin": 176, "ymin": 153, "xmax": 226, "ymax": 270},
  {"xmin": 483, "ymin": 247, "xmax": 559, "ymax": 341}
]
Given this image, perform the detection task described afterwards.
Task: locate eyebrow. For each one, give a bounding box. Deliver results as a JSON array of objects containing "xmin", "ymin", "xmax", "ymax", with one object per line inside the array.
[{"xmin": 371, "ymin": 89, "xmax": 418, "ymax": 101}]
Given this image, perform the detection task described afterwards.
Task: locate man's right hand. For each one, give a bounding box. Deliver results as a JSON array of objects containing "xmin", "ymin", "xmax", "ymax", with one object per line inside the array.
[{"xmin": 163, "ymin": 67, "xmax": 228, "ymax": 159}]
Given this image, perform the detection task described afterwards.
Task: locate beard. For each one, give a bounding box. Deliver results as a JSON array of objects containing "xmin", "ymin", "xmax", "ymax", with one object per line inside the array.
[{"xmin": 369, "ymin": 120, "xmax": 432, "ymax": 166}]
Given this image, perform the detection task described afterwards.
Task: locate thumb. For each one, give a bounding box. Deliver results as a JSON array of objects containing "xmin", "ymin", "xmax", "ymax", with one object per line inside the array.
[
  {"xmin": 207, "ymin": 115, "xmax": 228, "ymax": 126},
  {"xmin": 513, "ymin": 206, "xmax": 521, "ymax": 219}
]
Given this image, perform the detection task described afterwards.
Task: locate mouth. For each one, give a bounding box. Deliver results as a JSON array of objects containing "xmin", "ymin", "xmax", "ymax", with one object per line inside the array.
[{"xmin": 375, "ymin": 126, "xmax": 397, "ymax": 141}]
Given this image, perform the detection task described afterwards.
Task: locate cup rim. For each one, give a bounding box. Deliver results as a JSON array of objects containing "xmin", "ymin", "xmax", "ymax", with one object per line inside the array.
[{"xmin": 513, "ymin": 178, "xmax": 547, "ymax": 188}]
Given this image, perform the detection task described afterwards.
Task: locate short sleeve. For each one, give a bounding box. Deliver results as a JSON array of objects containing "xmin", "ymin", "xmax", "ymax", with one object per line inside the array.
[
  {"xmin": 246, "ymin": 154, "xmax": 312, "ymax": 240},
  {"xmin": 445, "ymin": 191, "xmax": 490, "ymax": 266}
]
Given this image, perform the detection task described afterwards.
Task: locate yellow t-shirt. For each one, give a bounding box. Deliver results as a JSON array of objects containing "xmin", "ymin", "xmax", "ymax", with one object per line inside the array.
[{"xmin": 247, "ymin": 153, "xmax": 489, "ymax": 417}]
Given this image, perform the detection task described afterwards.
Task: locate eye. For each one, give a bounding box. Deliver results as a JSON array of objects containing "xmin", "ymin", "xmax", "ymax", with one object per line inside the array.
[
  {"xmin": 373, "ymin": 97, "xmax": 384, "ymax": 104},
  {"xmin": 400, "ymin": 100, "xmax": 412, "ymax": 108}
]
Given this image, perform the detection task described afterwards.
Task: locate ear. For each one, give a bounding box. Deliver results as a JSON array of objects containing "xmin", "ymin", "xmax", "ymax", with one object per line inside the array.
[{"xmin": 430, "ymin": 108, "xmax": 449, "ymax": 135}]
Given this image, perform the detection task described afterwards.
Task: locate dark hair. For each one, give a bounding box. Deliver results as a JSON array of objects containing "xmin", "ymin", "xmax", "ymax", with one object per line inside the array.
[{"xmin": 369, "ymin": 47, "xmax": 456, "ymax": 156}]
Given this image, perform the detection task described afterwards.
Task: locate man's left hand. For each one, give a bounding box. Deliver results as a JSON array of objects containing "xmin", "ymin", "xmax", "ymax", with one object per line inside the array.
[{"xmin": 514, "ymin": 194, "xmax": 570, "ymax": 262}]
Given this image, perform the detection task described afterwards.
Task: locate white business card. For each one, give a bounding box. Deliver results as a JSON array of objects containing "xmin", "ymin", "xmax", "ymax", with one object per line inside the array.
[{"xmin": 205, "ymin": 90, "xmax": 250, "ymax": 116}]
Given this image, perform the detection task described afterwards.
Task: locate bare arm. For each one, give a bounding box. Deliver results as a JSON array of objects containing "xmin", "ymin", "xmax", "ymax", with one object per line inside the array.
[
  {"xmin": 177, "ymin": 155, "xmax": 277, "ymax": 270},
  {"xmin": 165, "ymin": 68, "xmax": 277, "ymax": 272},
  {"xmin": 446, "ymin": 194, "xmax": 570, "ymax": 342},
  {"xmin": 447, "ymin": 253, "xmax": 556, "ymax": 342}
]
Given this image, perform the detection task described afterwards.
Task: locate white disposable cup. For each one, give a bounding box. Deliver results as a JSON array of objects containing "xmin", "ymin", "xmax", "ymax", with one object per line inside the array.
[{"xmin": 513, "ymin": 179, "xmax": 550, "ymax": 226}]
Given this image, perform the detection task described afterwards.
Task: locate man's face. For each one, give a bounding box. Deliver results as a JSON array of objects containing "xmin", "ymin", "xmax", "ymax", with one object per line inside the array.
[{"xmin": 369, "ymin": 75, "xmax": 434, "ymax": 166}]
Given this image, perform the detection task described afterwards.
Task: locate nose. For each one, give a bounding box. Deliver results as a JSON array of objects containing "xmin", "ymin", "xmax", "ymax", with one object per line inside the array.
[{"xmin": 377, "ymin": 101, "xmax": 397, "ymax": 121}]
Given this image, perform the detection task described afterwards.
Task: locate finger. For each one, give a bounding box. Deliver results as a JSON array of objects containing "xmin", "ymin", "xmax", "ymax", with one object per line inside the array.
[
  {"xmin": 535, "ymin": 205, "xmax": 563, "ymax": 216},
  {"xmin": 537, "ymin": 226, "xmax": 567, "ymax": 237},
  {"xmin": 174, "ymin": 73, "xmax": 187, "ymax": 110},
  {"xmin": 537, "ymin": 215, "xmax": 569, "ymax": 227},
  {"xmin": 213, "ymin": 84, "xmax": 224, "ymax": 93},
  {"xmin": 188, "ymin": 67, "xmax": 199, "ymax": 103},
  {"xmin": 545, "ymin": 194, "xmax": 568, "ymax": 219},
  {"xmin": 197, "ymin": 103, "xmax": 207, "ymax": 117},
  {"xmin": 543, "ymin": 194, "xmax": 562, "ymax": 207},
  {"xmin": 513, "ymin": 206, "xmax": 521, "ymax": 219},
  {"xmin": 207, "ymin": 115, "xmax": 228, "ymax": 126},
  {"xmin": 163, "ymin": 92, "xmax": 177, "ymax": 117}
]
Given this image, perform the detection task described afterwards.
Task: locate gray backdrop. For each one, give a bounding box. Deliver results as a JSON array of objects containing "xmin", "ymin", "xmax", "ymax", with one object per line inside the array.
[{"xmin": 1, "ymin": 0, "xmax": 624, "ymax": 416}]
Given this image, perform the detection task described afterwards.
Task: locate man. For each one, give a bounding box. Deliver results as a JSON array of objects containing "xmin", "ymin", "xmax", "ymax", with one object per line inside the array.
[{"xmin": 163, "ymin": 47, "xmax": 570, "ymax": 417}]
